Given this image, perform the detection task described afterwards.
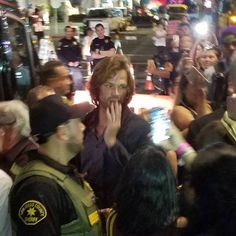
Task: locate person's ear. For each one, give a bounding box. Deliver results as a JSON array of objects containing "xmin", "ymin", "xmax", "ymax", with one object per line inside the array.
[
  {"xmin": 56, "ymin": 125, "xmax": 68, "ymax": 141},
  {"xmin": 2, "ymin": 126, "xmax": 18, "ymax": 151}
]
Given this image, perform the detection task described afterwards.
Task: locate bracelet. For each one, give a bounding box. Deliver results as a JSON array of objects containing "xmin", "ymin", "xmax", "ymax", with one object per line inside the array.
[{"xmin": 175, "ymin": 142, "xmax": 191, "ymax": 157}]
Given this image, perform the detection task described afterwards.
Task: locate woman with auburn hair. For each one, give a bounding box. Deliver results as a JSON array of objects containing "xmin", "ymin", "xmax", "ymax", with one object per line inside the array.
[{"xmin": 171, "ymin": 71, "xmax": 212, "ymax": 137}]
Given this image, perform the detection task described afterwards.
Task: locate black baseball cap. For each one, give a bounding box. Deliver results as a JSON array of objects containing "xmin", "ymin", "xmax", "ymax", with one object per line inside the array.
[{"xmin": 30, "ymin": 94, "xmax": 84, "ymax": 138}]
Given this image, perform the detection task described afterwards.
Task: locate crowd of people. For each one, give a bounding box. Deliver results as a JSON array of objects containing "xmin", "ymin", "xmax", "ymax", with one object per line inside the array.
[{"xmin": 1, "ymin": 7, "xmax": 236, "ymax": 235}]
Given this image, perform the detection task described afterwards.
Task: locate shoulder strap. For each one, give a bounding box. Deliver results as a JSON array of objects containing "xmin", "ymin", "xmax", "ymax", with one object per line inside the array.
[
  {"xmin": 106, "ymin": 210, "xmax": 117, "ymax": 236},
  {"xmin": 12, "ymin": 161, "xmax": 66, "ymax": 187}
]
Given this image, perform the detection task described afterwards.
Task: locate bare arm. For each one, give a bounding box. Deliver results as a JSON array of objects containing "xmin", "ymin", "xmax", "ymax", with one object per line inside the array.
[
  {"xmin": 171, "ymin": 106, "xmax": 195, "ymax": 132},
  {"xmin": 195, "ymin": 88, "xmax": 212, "ymax": 117},
  {"xmin": 147, "ymin": 62, "xmax": 173, "ymax": 78},
  {"xmin": 100, "ymin": 48, "xmax": 116, "ymax": 57}
]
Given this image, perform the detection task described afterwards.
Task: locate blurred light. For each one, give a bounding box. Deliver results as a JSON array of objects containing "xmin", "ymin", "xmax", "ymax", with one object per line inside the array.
[
  {"xmin": 147, "ymin": 3, "xmax": 156, "ymax": 9},
  {"xmin": 204, "ymin": 0, "xmax": 212, "ymax": 9},
  {"xmin": 229, "ymin": 16, "xmax": 236, "ymax": 25},
  {"xmin": 153, "ymin": 15, "xmax": 160, "ymax": 20},
  {"xmin": 194, "ymin": 21, "xmax": 208, "ymax": 36}
]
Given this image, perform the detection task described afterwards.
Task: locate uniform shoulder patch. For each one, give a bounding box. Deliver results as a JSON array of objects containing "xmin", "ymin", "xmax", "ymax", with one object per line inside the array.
[{"xmin": 18, "ymin": 200, "xmax": 47, "ymax": 225}]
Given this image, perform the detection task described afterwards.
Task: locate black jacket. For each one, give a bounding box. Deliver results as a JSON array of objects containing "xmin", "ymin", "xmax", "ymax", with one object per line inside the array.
[{"xmin": 76, "ymin": 106, "xmax": 151, "ymax": 208}]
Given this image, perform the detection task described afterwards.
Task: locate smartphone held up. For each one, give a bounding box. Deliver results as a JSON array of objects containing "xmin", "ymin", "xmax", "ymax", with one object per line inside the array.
[{"xmin": 146, "ymin": 107, "xmax": 171, "ymax": 144}]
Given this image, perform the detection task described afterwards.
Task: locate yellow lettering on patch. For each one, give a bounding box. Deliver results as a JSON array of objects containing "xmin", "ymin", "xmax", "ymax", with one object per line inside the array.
[
  {"xmin": 18, "ymin": 200, "xmax": 47, "ymax": 225},
  {"xmin": 88, "ymin": 211, "xmax": 99, "ymax": 225}
]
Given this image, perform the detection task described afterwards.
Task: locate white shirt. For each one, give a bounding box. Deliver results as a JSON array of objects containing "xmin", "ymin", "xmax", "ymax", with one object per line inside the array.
[
  {"xmin": 152, "ymin": 27, "xmax": 167, "ymax": 47},
  {"xmin": 0, "ymin": 170, "xmax": 12, "ymax": 236},
  {"xmin": 82, "ymin": 35, "xmax": 93, "ymax": 59}
]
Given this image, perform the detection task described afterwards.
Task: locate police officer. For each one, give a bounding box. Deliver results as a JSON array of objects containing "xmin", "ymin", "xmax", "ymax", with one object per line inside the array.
[
  {"xmin": 57, "ymin": 26, "xmax": 83, "ymax": 90},
  {"xmin": 90, "ymin": 23, "xmax": 116, "ymax": 69},
  {"xmin": 10, "ymin": 95, "xmax": 102, "ymax": 236}
]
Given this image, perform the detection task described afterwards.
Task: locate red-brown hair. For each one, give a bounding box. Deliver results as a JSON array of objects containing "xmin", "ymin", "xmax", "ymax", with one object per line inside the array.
[{"xmin": 88, "ymin": 55, "xmax": 135, "ymax": 106}]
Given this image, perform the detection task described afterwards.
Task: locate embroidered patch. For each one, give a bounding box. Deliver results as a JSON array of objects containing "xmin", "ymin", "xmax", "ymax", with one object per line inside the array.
[
  {"xmin": 18, "ymin": 200, "xmax": 47, "ymax": 225},
  {"xmin": 88, "ymin": 211, "xmax": 99, "ymax": 225}
]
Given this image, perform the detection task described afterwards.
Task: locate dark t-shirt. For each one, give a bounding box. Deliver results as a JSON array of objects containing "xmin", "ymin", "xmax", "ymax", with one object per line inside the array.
[
  {"xmin": 57, "ymin": 37, "xmax": 81, "ymax": 64},
  {"xmin": 10, "ymin": 152, "xmax": 79, "ymax": 236},
  {"xmin": 90, "ymin": 36, "xmax": 115, "ymax": 66}
]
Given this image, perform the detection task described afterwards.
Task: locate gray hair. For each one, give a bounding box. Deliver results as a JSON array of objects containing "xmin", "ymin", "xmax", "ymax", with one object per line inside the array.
[{"xmin": 0, "ymin": 100, "xmax": 31, "ymax": 137}]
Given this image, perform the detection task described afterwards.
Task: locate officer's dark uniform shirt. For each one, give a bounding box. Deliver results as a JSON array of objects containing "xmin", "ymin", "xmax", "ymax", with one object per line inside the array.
[
  {"xmin": 10, "ymin": 151, "xmax": 80, "ymax": 236},
  {"xmin": 57, "ymin": 37, "xmax": 82, "ymax": 65},
  {"xmin": 90, "ymin": 36, "xmax": 115, "ymax": 67}
]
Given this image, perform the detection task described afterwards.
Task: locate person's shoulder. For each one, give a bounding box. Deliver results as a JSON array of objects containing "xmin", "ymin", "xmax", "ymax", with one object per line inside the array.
[
  {"xmin": 190, "ymin": 106, "xmax": 225, "ymax": 129},
  {"xmin": 83, "ymin": 107, "xmax": 98, "ymax": 127},
  {"xmin": 72, "ymin": 37, "xmax": 79, "ymax": 44},
  {"xmin": 10, "ymin": 175, "xmax": 65, "ymax": 230},
  {"xmin": 105, "ymin": 36, "xmax": 112, "ymax": 40},
  {"xmin": 186, "ymin": 106, "xmax": 226, "ymax": 147},
  {"xmin": 171, "ymin": 105, "xmax": 193, "ymax": 117},
  {"xmin": 122, "ymin": 108, "xmax": 150, "ymax": 130},
  {"xmin": 171, "ymin": 105, "xmax": 195, "ymax": 130},
  {"xmin": 10, "ymin": 175, "xmax": 63, "ymax": 213},
  {"xmin": 0, "ymin": 169, "xmax": 12, "ymax": 180},
  {"xmin": 58, "ymin": 37, "xmax": 67, "ymax": 46},
  {"xmin": 59, "ymin": 37, "xmax": 66, "ymax": 43},
  {"xmin": 13, "ymin": 175, "xmax": 59, "ymax": 193},
  {"xmin": 0, "ymin": 170, "xmax": 12, "ymax": 189},
  {"xmin": 92, "ymin": 37, "xmax": 99, "ymax": 42}
]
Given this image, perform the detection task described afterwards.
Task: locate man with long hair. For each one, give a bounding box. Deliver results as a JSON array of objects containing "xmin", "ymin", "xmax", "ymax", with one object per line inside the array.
[{"xmin": 74, "ymin": 55, "xmax": 150, "ymax": 209}]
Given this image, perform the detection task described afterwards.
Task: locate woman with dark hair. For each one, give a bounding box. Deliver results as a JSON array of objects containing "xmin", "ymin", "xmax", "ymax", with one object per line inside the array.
[
  {"xmin": 107, "ymin": 144, "xmax": 179, "ymax": 236},
  {"xmin": 182, "ymin": 143, "xmax": 236, "ymax": 236},
  {"xmin": 171, "ymin": 72, "xmax": 212, "ymax": 137}
]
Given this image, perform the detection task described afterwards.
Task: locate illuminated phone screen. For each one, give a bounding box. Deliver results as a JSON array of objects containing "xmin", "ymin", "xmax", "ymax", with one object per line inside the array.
[{"xmin": 147, "ymin": 107, "xmax": 170, "ymax": 144}]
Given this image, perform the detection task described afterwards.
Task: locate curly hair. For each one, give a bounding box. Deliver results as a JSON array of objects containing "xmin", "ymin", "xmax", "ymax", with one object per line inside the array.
[
  {"xmin": 88, "ymin": 55, "xmax": 135, "ymax": 106},
  {"xmin": 114, "ymin": 144, "xmax": 178, "ymax": 235}
]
